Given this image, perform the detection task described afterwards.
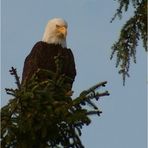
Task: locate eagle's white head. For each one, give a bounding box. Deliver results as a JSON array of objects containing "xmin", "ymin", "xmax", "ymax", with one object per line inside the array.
[{"xmin": 42, "ymin": 18, "xmax": 68, "ymax": 48}]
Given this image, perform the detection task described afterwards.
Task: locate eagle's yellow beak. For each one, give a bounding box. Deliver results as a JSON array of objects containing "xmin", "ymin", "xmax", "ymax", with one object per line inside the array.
[{"xmin": 58, "ymin": 26, "xmax": 67, "ymax": 37}]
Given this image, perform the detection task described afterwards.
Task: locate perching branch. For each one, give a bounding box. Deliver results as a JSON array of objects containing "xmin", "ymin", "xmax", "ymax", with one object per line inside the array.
[{"xmin": 1, "ymin": 66, "xmax": 109, "ymax": 147}]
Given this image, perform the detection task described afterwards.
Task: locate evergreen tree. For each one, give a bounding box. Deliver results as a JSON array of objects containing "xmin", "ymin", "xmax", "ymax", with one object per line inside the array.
[
  {"xmin": 110, "ymin": 0, "xmax": 147, "ymax": 85},
  {"xmin": 1, "ymin": 56, "xmax": 109, "ymax": 148}
]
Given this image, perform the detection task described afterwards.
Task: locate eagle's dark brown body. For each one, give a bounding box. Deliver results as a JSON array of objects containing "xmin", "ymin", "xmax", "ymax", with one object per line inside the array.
[{"xmin": 22, "ymin": 41, "xmax": 76, "ymax": 87}]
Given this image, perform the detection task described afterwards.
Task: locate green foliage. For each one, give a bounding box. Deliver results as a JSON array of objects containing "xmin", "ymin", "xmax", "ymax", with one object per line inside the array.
[
  {"xmin": 111, "ymin": 0, "xmax": 147, "ymax": 85},
  {"xmin": 1, "ymin": 61, "xmax": 109, "ymax": 147}
]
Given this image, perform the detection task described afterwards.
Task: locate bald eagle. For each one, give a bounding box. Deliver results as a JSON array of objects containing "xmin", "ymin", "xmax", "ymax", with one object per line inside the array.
[{"xmin": 22, "ymin": 18, "xmax": 76, "ymax": 89}]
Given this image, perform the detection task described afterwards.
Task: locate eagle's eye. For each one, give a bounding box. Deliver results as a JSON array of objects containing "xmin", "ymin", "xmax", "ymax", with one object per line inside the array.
[{"xmin": 56, "ymin": 25, "xmax": 60, "ymax": 28}]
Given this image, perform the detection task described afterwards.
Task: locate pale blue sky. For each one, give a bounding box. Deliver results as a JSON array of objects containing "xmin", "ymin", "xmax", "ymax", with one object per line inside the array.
[{"xmin": 1, "ymin": 0, "xmax": 147, "ymax": 148}]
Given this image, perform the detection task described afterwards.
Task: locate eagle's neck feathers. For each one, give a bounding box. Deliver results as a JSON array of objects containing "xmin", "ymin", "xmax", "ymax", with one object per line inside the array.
[{"xmin": 42, "ymin": 35, "xmax": 67, "ymax": 48}]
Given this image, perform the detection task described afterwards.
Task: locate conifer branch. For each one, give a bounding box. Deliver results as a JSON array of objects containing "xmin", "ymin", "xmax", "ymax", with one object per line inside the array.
[
  {"xmin": 110, "ymin": 0, "xmax": 147, "ymax": 85},
  {"xmin": 9, "ymin": 67, "xmax": 21, "ymax": 89},
  {"xmin": 1, "ymin": 65, "xmax": 109, "ymax": 147}
]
